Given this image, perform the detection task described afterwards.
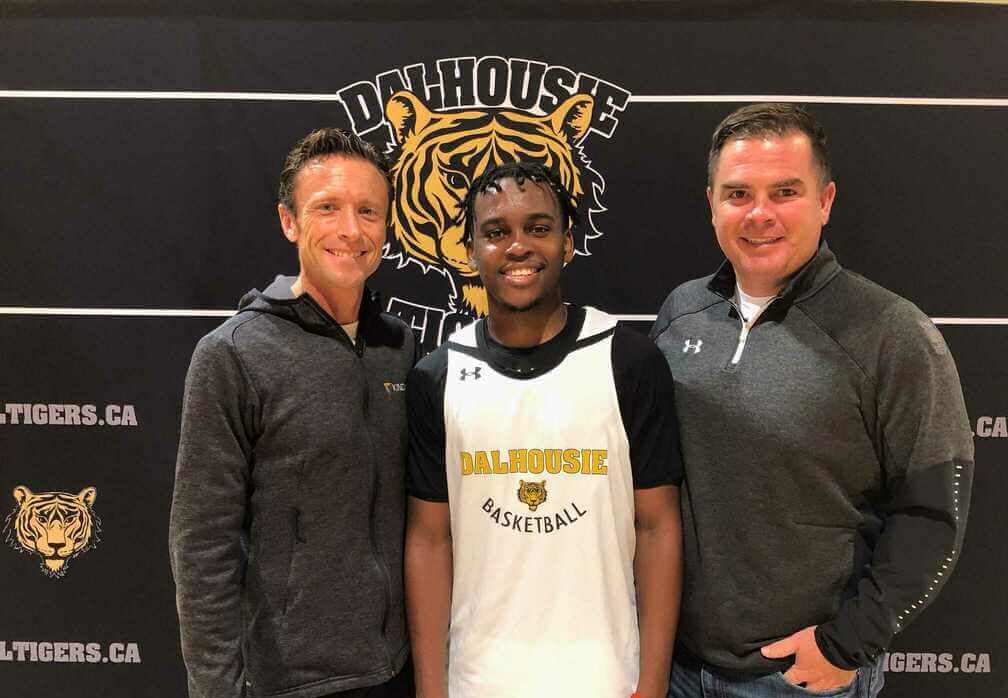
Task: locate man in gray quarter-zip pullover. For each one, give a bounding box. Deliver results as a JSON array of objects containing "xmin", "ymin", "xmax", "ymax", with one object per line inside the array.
[
  {"xmin": 651, "ymin": 104, "xmax": 973, "ymax": 698},
  {"xmin": 170, "ymin": 129, "xmax": 415, "ymax": 698}
]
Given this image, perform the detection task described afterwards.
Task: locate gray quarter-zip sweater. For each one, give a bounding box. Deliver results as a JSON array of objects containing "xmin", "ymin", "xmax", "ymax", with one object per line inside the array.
[
  {"xmin": 170, "ymin": 276, "xmax": 414, "ymax": 698},
  {"xmin": 650, "ymin": 241, "xmax": 974, "ymax": 674}
]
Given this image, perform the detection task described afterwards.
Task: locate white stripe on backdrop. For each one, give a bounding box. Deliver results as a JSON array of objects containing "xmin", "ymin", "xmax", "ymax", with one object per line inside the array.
[
  {"xmin": 0, "ymin": 308, "xmax": 1005, "ymax": 325},
  {"xmin": 0, "ymin": 90, "xmax": 1006, "ymax": 106}
]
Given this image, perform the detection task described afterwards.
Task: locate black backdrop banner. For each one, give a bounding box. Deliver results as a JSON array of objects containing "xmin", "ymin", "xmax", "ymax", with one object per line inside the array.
[{"xmin": 1, "ymin": 4, "xmax": 1005, "ymax": 697}]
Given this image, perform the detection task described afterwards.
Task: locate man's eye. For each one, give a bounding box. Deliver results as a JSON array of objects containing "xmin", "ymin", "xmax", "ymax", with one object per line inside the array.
[
  {"xmin": 778, "ymin": 188, "xmax": 797, "ymax": 197},
  {"xmin": 318, "ymin": 203, "xmax": 335, "ymax": 213},
  {"xmin": 529, "ymin": 225, "xmax": 551, "ymax": 236},
  {"xmin": 727, "ymin": 190, "xmax": 747, "ymax": 200},
  {"xmin": 484, "ymin": 228, "xmax": 504, "ymax": 239},
  {"xmin": 360, "ymin": 207, "xmax": 377, "ymax": 216}
]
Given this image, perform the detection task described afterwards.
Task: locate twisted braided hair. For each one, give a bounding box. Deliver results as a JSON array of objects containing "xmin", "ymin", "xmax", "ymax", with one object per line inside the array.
[{"xmin": 456, "ymin": 162, "xmax": 580, "ymax": 246}]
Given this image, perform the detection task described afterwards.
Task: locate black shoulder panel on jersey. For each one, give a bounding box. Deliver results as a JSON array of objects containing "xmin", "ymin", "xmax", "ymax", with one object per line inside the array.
[{"xmin": 612, "ymin": 326, "xmax": 684, "ymax": 488}]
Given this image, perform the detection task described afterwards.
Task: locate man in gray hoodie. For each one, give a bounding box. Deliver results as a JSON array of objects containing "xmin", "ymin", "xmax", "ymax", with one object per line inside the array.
[
  {"xmin": 651, "ymin": 104, "xmax": 974, "ymax": 698},
  {"xmin": 170, "ymin": 128, "xmax": 415, "ymax": 698}
]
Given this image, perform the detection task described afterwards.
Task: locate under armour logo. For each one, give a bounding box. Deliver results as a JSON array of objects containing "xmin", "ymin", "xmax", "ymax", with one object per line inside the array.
[
  {"xmin": 683, "ymin": 338, "xmax": 703, "ymax": 354},
  {"xmin": 460, "ymin": 367, "xmax": 482, "ymax": 381}
]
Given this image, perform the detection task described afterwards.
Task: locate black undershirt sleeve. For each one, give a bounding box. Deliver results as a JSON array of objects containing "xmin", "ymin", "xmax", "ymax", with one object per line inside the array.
[
  {"xmin": 611, "ymin": 326, "xmax": 684, "ymax": 489},
  {"xmin": 405, "ymin": 345, "xmax": 449, "ymax": 502}
]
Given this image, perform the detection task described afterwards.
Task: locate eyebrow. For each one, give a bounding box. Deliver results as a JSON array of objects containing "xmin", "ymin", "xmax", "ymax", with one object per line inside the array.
[
  {"xmin": 772, "ymin": 178, "xmax": 804, "ymax": 188},
  {"xmin": 478, "ymin": 211, "xmax": 557, "ymax": 227},
  {"xmin": 718, "ymin": 178, "xmax": 805, "ymax": 190}
]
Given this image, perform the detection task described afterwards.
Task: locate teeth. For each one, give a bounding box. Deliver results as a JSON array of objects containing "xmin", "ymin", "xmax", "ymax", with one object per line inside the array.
[
  {"xmin": 744, "ymin": 238, "xmax": 781, "ymax": 246},
  {"xmin": 505, "ymin": 268, "xmax": 537, "ymax": 277},
  {"xmin": 326, "ymin": 249, "xmax": 363, "ymax": 257}
]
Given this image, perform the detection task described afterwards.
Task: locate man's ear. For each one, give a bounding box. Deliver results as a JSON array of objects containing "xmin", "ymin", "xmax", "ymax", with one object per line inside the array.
[
  {"xmin": 278, "ymin": 203, "xmax": 298, "ymax": 244},
  {"xmin": 819, "ymin": 181, "xmax": 837, "ymax": 226},
  {"xmin": 562, "ymin": 228, "xmax": 574, "ymax": 265},
  {"xmin": 706, "ymin": 186, "xmax": 716, "ymax": 226},
  {"xmin": 466, "ymin": 239, "xmax": 478, "ymax": 272}
]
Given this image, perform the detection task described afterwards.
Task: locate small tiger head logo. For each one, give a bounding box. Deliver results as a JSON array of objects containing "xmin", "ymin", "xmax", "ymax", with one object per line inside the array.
[
  {"xmin": 3, "ymin": 486, "xmax": 101, "ymax": 578},
  {"xmin": 384, "ymin": 90, "xmax": 601, "ymax": 318},
  {"xmin": 517, "ymin": 479, "xmax": 548, "ymax": 512}
]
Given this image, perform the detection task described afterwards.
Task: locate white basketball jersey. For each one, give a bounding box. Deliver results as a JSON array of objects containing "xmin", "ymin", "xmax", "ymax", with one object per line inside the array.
[{"xmin": 442, "ymin": 308, "xmax": 638, "ymax": 698}]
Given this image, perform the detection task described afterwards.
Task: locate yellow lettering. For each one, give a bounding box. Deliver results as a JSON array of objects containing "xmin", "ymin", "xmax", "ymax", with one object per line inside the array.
[
  {"xmin": 475, "ymin": 451, "xmax": 492, "ymax": 474},
  {"xmin": 545, "ymin": 448, "xmax": 562, "ymax": 474},
  {"xmin": 591, "ymin": 449, "xmax": 608, "ymax": 475},
  {"xmin": 528, "ymin": 449, "xmax": 544, "ymax": 474},
  {"xmin": 462, "ymin": 447, "xmax": 608, "ymax": 476},
  {"xmin": 509, "ymin": 449, "xmax": 527, "ymax": 473},
  {"xmin": 562, "ymin": 448, "xmax": 580, "ymax": 474},
  {"xmin": 492, "ymin": 450, "xmax": 508, "ymax": 474}
]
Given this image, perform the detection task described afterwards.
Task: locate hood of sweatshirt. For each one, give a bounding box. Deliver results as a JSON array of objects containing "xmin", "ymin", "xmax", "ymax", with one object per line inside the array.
[{"xmin": 235, "ymin": 275, "xmax": 405, "ymax": 349}]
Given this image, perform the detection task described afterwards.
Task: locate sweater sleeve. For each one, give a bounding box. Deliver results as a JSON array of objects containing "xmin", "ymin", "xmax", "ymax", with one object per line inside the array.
[
  {"xmin": 169, "ymin": 331, "xmax": 257, "ymax": 698},
  {"xmin": 816, "ymin": 308, "xmax": 974, "ymax": 668}
]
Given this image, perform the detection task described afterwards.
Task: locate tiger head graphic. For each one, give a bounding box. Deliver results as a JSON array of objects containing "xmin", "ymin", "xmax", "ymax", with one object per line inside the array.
[
  {"xmin": 517, "ymin": 479, "xmax": 548, "ymax": 512},
  {"xmin": 4, "ymin": 486, "xmax": 101, "ymax": 578},
  {"xmin": 384, "ymin": 89, "xmax": 602, "ymax": 318}
]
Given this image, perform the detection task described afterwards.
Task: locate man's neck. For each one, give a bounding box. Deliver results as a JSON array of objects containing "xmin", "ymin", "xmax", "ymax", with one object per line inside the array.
[
  {"xmin": 291, "ymin": 276, "xmax": 363, "ymax": 325},
  {"xmin": 486, "ymin": 298, "xmax": 567, "ymax": 349},
  {"xmin": 735, "ymin": 277, "xmax": 781, "ymax": 298}
]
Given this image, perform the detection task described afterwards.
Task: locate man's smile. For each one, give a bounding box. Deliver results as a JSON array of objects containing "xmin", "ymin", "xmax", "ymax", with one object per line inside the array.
[
  {"xmin": 324, "ymin": 247, "xmax": 368, "ymax": 258},
  {"xmin": 740, "ymin": 236, "xmax": 784, "ymax": 247},
  {"xmin": 501, "ymin": 265, "xmax": 544, "ymax": 285}
]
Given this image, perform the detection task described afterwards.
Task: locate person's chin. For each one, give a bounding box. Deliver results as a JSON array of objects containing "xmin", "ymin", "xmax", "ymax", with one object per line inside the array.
[
  {"xmin": 318, "ymin": 271, "xmax": 367, "ymax": 292},
  {"xmin": 492, "ymin": 292, "xmax": 544, "ymax": 314}
]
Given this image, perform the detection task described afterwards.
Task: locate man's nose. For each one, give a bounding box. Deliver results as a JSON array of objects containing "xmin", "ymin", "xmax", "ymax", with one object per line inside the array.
[
  {"xmin": 338, "ymin": 209, "xmax": 364, "ymax": 239},
  {"xmin": 506, "ymin": 231, "xmax": 531, "ymax": 257},
  {"xmin": 746, "ymin": 195, "xmax": 775, "ymax": 225}
]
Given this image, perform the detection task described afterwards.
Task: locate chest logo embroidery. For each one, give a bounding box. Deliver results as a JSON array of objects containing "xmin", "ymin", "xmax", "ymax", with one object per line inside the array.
[
  {"xmin": 383, "ymin": 381, "xmax": 406, "ymax": 395},
  {"xmin": 682, "ymin": 338, "xmax": 703, "ymax": 354},
  {"xmin": 459, "ymin": 366, "xmax": 482, "ymax": 381}
]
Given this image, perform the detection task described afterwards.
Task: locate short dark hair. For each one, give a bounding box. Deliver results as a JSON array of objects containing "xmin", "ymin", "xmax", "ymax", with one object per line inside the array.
[
  {"xmin": 277, "ymin": 127, "xmax": 392, "ymax": 213},
  {"xmin": 708, "ymin": 103, "xmax": 832, "ymax": 186},
  {"xmin": 456, "ymin": 162, "xmax": 580, "ymax": 246}
]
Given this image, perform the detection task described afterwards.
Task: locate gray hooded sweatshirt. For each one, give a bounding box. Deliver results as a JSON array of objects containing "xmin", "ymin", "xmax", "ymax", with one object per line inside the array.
[{"xmin": 170, "ymin": 276, "xmax": 414, "ymax": 698}]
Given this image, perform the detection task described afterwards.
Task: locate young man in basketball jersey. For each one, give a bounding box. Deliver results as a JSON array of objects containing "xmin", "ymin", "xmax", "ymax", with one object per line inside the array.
[{"xmin": 404, "ymin": 162, "xmax": 683, "ymax": 698}]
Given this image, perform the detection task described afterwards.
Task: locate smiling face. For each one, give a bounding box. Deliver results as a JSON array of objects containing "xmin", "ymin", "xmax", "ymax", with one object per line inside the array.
[
  {"xmin": 278, "ymin": 155, "xmax": 390, "ymax": 308},
  {"xmin": 467, "ymin": 177, "xmax": 574, "ymax": 317},
  {"xmin": 707, "ymin": 132, "xmax": 836, "ymax": 296}
]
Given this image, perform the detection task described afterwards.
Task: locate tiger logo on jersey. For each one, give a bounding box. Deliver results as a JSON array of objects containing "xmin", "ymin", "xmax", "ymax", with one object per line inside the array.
[
  {"xmin": 3, "ymin": 486, "xmax": 101, "ymax": 578},
  {"xmin": 384, "ymin": 89, "xmax": 599, "ymax": 318},
  {"xmin": 518, "ymin": 480, "xmax": 548, "ymax": 512}
]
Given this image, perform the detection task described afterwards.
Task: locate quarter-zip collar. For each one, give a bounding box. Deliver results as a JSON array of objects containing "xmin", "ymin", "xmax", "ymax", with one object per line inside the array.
[
  {"xmin": 707, "ymin": 238, "xmax": 843, "ymax": 306},
  {"xmin": 236, "ymin": 275, "xmax": 404, "ymax": 350}
]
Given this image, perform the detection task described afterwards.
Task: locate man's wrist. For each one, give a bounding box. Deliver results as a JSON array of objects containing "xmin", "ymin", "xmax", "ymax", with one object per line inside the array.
[{"xmin": 633, "ymin": 674, "xmax": 670, "ymax": 698}]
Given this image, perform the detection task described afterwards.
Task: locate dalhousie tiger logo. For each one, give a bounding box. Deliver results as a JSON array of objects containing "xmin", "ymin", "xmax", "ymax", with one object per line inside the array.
[
  {"xmin": 3, "ymin": 486, "xmax": 101, "ymax": 578},
  {"xmin": 384, "ymin": 89, "xmax": 603, "ymax": 319},
  {"xmin": 517, "ymin": 479, "xmax": 548, "ymax": 512}
]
